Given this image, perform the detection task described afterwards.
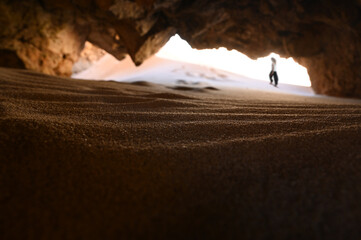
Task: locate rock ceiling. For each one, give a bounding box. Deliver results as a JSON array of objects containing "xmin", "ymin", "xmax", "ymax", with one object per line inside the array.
[{"xmin": 1, "ymin": 0, "xmax": 361, "ymax": 97}]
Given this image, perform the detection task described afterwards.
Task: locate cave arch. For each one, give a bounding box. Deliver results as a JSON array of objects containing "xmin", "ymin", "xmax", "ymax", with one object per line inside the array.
[{"xmin": 0, "ymin": 0, "xmax": 360, "ymax": 97}]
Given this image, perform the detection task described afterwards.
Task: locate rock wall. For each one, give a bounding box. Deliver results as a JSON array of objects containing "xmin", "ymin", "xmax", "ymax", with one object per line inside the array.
[
  {"xmin": 0, "ymin": 2, "xmax": 83, "ymax": 76},
  {"xmin": 0, "ymin": 0, "xmax": 361, "ymax": 97},
  {"xmin": 72, "ymin": 41, "xmax": 107, "ymax": 74}
]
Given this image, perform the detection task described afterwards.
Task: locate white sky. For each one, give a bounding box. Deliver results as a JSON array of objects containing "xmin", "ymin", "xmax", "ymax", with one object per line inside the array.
[{"xmin": 156, "ymin": 34, "xmax": 311, "ymax": 87}]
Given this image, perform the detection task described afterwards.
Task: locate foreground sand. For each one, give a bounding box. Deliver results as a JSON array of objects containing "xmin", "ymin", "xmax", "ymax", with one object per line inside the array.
[{"xmin": 1, "ymin": 67, "xmax": 361, "ymax": 239}]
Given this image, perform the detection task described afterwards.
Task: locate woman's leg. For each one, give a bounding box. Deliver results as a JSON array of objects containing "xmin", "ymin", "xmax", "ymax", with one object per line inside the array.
[
  {"xmin": 269, "ymin": 71, "xmax": 273, "ymax": 83},
  {"xmin": 274, "ymin": 72, "xmax": 278, "ymax": 86}
]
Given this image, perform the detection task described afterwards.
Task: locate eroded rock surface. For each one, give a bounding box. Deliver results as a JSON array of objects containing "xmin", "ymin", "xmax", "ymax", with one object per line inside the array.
[
  {"xmin": 0, "ymin": 0, "xmax": 361, "ymax": 97},
  {"xmin": 72, "ymin": 42, "xmax": 107, "ymax": 74}
]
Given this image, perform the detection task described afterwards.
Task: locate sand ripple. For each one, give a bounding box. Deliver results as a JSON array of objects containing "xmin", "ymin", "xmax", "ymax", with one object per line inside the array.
[{"xmin": 1, "ymin": 68, "xmax": 361, "ymax": 239}]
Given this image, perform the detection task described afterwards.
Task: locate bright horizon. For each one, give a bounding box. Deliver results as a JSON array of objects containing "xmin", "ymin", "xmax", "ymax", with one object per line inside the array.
[{"xmin": 156, "ymin": 35, "xmax": 311, "ymax": 87}]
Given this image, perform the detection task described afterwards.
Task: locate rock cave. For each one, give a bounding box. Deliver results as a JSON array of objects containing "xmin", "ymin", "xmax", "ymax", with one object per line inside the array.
[
  {"xmin": 1, "ymin": 0, "xmax": 361, "ymax": 97},
  {"xmin": 2, "ymin": 1, "xmax": 361, "ymax": 240}
]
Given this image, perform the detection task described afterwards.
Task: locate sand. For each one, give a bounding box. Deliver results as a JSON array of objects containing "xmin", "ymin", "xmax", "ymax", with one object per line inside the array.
[{"xmin": 1, "ymin": 67, "xmax": 361, "ymax": 239}]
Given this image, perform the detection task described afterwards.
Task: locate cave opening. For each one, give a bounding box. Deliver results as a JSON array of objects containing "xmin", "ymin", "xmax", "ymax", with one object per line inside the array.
[
  {"xmin": 73, "ymin": 34, "xmax": 311, "ymax": 95},
  {"xmin": 157, "ymin": 34, "xmax": 311, "ymax": 87}
]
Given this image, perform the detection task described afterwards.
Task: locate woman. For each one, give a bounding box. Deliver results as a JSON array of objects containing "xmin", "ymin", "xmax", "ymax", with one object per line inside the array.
[{"xmin": 269, "ymin": 57, "xmax": 278, "ymax": 87}]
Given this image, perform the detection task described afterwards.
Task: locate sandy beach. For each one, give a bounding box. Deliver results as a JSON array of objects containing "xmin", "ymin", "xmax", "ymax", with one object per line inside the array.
[{"xmin": 1, "ymin": 66, "xmax": 361, "ymax": 239}]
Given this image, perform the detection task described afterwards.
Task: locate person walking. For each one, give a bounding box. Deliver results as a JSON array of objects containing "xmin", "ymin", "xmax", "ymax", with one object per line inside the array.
[{"xmin": 269, "ymin": 57, "xmax": 278, "ymax": 87}]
